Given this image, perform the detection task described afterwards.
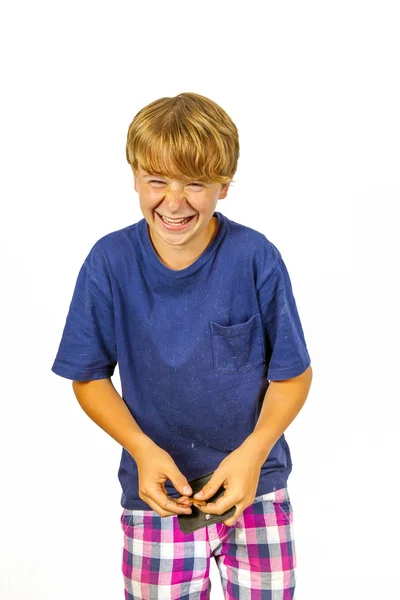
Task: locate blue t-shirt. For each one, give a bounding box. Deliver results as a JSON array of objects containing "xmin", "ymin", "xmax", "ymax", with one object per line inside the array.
[{"xmin": 51, "ymin": 211, "xmax": 311, "ymax": 509}]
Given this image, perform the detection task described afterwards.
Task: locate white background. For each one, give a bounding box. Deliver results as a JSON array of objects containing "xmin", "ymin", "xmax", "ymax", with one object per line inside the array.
[{"xmin": 1, "ymin": 1, "xmax": 399, "ymax": 598}]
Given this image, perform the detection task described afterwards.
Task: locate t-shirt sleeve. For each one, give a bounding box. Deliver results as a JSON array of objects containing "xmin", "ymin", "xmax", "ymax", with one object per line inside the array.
[
  {"xmin": 257, "ymin": 248, "xmax": 311, "ymax": 381},
  {"xmin": 51, "ymin": 251, "xmax": 117, "ymax": 382}
]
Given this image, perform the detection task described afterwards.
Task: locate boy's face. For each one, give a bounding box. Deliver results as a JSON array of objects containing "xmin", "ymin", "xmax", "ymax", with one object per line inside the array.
[{"xmin": 132, "ymin": 166, "xmax": 230, "ymax": 262}]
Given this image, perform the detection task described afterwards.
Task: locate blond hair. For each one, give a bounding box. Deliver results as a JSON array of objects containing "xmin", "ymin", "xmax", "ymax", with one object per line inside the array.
[{"xmin": 125, "ymin": 92, "xmax": 239, "ymax": 186}]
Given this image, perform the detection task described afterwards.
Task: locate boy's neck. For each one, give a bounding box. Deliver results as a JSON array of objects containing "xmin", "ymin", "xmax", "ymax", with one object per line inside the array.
[{"xmin": 148, "ymin": 216, "xmax": 219, "ymax": 271}]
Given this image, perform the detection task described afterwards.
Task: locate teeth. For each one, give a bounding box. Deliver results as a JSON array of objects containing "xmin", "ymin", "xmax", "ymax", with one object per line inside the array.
[{"xmin": 161, "ymin": 215, "xmax": 191, "ymax": 224}]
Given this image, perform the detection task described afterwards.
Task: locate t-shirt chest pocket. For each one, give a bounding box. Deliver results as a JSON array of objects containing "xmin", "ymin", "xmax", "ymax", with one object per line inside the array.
[{"xmin": 209, "ymin": 313, "xmax": 266, "ymax": 374}]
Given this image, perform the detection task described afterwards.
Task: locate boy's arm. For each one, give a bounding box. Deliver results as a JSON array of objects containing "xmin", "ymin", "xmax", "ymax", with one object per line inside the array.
[
  {"xmin": 72, "ymin": 378, "xmax": 154, "ymax": 460},
  {"xmin": 190, "ymin": 366, "xmax": 313, "ymax": 525},
  {"xmin": 241, "ymin": 365, "xmax": 313, "ymax": 465}
]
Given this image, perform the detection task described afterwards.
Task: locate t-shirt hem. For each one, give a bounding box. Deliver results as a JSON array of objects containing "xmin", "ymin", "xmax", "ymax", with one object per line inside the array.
[
  {"xmin": 120, "ymin": 470, "xmax": 292, "ymax": 510},
  {"xmin": 51, "ymin": 362, "xmax": 115, "ymax": 381}
]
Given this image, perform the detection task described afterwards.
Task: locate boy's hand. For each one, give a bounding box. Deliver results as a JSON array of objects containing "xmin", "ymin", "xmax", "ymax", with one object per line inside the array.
[
  {"xmin": 191, "ymin": 443, "xmax": 266, "ymax": 526},
  {"xmin": 134, "ymin": 440, "xmax": 194, "ymax": 517}
]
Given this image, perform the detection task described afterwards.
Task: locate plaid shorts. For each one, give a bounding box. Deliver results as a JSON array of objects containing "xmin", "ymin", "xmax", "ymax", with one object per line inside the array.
[{"xmin": 120, "ymin": 486, "xmax": 296, "ymax": 600}]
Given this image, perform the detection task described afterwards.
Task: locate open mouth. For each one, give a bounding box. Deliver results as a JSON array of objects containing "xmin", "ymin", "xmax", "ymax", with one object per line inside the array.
[{"xmin": 155, "ymin": 212, "xmax": 196, "ymax": 230}]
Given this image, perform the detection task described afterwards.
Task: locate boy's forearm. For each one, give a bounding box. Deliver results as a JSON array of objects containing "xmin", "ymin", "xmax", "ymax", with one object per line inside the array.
[
  {"xmin": 72, "ymin": 378, "xmax": 154, "ymax": 460},
  {"xmin": 241, "ymin": 365, "xmax": 313, "ymax": 465}
]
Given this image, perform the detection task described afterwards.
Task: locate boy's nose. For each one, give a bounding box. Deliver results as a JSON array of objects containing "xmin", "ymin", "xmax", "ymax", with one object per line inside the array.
[{"xmin": 163, "ymin": 192, "xmax": 190, "ymax": 211}]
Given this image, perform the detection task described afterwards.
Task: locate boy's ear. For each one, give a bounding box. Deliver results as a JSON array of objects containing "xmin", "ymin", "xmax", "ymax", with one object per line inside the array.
[
  {"xmin": 219, "ymin": 182, "xmax": 231, "ymax": 199},
  {"xmin": 131, "ymin": 166, "xmax": 138, "ymax": 193}
]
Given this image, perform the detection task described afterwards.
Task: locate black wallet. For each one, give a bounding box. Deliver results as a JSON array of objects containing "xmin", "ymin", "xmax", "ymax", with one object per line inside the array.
[{"xmin": 177, "ymin": 471, "xmax": 236, "ymax": 534}]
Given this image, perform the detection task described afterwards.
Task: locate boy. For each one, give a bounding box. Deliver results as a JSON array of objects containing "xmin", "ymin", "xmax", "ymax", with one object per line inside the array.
[{"xmin": 51, "ymin": 92, "xmax": 312, "ymax": 599}]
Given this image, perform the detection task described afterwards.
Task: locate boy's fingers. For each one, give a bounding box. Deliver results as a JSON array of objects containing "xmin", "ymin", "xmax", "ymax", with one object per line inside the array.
[
  {"xmin": 188, "ymin": 498, "xmax": 207, "ymax": 506},
  {"xmin": 193, "ymin": 476, "xmax": 225, "ymax": 501},
  {"xmin": 173, "ymin": 495, "xmax": 191, "ymax": 506},
  {"xmin": 170, "ymin": 495, "xmax": 207, "ymax": 507},
  {"xmin": 168, "ymin": 473, "xmax": 192, "ymax": 497},
  {"xmin": 140, "ymin": 494, "xmax": 176, "ymax": 517},
  {"xmin": 196, "ymin": 496, "xmax": 235, "ymax": 515},
  {"xmin": 145, "ymin": 490, "xmax": 192, "ymax": 515}
]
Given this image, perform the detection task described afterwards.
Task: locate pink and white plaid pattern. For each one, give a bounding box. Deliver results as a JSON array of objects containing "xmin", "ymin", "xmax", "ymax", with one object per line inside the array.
[{"xmin": 120, "ymin": 487, "xmax": 296, "ymax": 599}]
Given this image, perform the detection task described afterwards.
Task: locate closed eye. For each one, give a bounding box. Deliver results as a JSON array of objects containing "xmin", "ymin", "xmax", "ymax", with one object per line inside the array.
[{"xmin": 149, "ymin": 180, "xmax": 203, "ymax": 187}]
